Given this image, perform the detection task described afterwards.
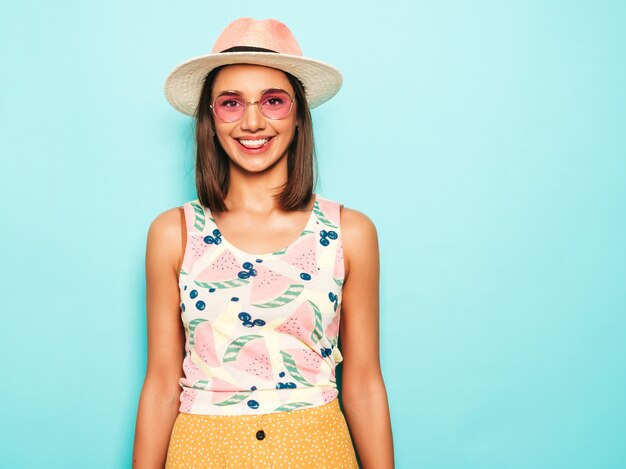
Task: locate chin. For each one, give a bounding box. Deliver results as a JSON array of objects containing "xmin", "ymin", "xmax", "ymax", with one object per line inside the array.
[{"xmin": 233, "ymin": 153, "xmax": 287, "ymax": 173}]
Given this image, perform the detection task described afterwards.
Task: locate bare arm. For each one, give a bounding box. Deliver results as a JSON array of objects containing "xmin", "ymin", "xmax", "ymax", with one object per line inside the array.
[
  {"xmin": 339, "ymin": 207, "xmax": 395, "ymax": 468},
  {"xmin": 132, "ymin": 208, "xmax": 186, "ymax": 468}
]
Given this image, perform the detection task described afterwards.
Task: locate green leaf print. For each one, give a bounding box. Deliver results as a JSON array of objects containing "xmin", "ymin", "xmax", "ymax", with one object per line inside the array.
[
  {"xmin": 273, "ymin": 402, "xmax": 313, "ymax": 412},
  {"xmin": 280, "ymin": 350, "xmax": 313, "ymax": 387},
  {"xmin": 309, "ymin": 300, "xmax": 323, "ymax": 343},
  {"xmin": 313, "ymin": 201, "xmax": 338, "ymax": 229},
  {"xmin": 188, "ymin": 318, "xmax": 208, "ymax": 345},
  {"xmin": 252, "ymin": 284, "xmax": 304, "ymax": 309},
  {"xmin": 214, "ymin": 390, "xmax": 254, "ymax": 406},
  {"xmin": 190, "ymin": 200, "xmax": 206, "ymax": 232},
  {"xmin": 191, "ymin": 380, "xmax": 209, "ymax": 390},
  {"xmin": 223, "ymin": 334, "xmax": 263, "ymax": 362},
  {"xmin": 194, "ymin": 278, "xmax": 252, "ymax": 290}
]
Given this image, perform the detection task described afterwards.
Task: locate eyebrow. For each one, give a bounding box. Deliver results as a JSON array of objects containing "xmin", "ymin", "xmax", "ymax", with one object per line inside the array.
[{"xmin": 214, "ymin": 88, "xmax": 288, "ymax": 96}]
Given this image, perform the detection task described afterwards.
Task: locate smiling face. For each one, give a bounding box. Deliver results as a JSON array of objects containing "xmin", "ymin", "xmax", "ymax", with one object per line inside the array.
[{"xmin": 210, "ymin": 64, "xmax": 298, "ymax": 174}]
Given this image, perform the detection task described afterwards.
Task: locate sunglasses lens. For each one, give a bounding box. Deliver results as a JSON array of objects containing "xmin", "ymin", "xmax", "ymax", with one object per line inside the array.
[
  {"xmin": 260, "ymin": 90, "xmax": 293, "ymax": 119},
  {"xmin": 212, "ymin": 90, "xmax": 293, "ymax": 122},
  {"xmin": 213, "ymin": 93, "xmax": 245, "ymax": 122}
]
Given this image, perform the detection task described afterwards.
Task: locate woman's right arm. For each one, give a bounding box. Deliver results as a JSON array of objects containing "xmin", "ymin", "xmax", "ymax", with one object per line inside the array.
[{"xmin": 132, "ymin": 208, "xmax": 186, "ymax": 468}]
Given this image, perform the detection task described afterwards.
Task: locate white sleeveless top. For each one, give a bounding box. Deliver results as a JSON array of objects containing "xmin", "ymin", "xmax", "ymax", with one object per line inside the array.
[{"xmin": 177, "ymin": 193, "xmax": 345, "ymax": 415}]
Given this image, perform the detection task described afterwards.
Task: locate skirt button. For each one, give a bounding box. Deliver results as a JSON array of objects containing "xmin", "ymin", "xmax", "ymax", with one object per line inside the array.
[{"xmin": 256, "ymin": 429, "xmax": 266, "ymax": 440}]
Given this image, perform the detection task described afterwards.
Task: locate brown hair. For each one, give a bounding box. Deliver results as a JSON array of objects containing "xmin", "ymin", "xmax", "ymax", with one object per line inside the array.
[{"xmin": 194, "ymin": 65, "xmax": 317, "ymax": 212}]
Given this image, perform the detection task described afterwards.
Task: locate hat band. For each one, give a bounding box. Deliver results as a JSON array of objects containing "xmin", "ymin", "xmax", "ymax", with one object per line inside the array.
[{"xmin": 220, "ymin": 46, "xmax": 278, "ymax": 53}]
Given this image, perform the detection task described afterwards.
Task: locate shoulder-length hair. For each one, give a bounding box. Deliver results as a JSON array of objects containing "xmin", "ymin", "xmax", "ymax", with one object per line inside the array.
[{"xmin": 194, "ymin": 65, "xmax": 317, "ymax": 212}]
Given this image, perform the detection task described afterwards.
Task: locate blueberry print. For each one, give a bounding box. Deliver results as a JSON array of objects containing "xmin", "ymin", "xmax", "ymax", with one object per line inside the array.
[
  {"xmin": 328, "ymin": 292, "xmax": 339, "ymax": 311},
  {"xmin": 238, "ymin": 261, "xmax": 258, "ymax": 279},
  {"xmin": 276, "ymin": 381, "xmax": 297, "ymax": 389},
  {"xmin": 247, "ymin": 399, "xmax": 259, "ymax": 409},
  {"xmin": 238, "ymin": 312, "xmax": 266, "ymax": 328},
  {"xmin": 204, "ymin": 228, "xmax": 223, "ymax": 245},
  {"xmin": 177, "ymin": 195, "xmax": 344, "ymax": 415},
  {"xmin": 318, "ymin": 229, "xmax": 338, "ymax": 247},
  {"xmin": 275, "ymin": 371, "xmax": 297, "ymax": 389}
]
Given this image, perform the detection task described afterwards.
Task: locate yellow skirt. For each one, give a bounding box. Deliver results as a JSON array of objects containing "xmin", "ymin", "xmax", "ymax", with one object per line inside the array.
[{"xmin": 165, "ymin": 397, "xmax": 358, "ymax": 468}]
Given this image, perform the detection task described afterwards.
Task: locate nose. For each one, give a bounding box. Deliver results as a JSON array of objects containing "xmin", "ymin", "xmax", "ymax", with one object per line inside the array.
[{"xmin": 239, "ymin": 100, "xmax": 266, "ymax": 132}]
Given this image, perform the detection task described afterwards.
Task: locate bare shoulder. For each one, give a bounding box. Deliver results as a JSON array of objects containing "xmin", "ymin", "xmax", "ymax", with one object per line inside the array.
[
  {"xmin": 146, "ymin": 205, "xmax": 186, "ymax": 274},
  {"xmin": 340, "ymin": 206, "xmax": 379, "ymax": 243},
  {"xmin": 148, "ymin": 206, "xmax": 183, "ymax": 235},
  {"xmin": 339, "ymin": 206, "xmax": 379, "ymax": 277}
]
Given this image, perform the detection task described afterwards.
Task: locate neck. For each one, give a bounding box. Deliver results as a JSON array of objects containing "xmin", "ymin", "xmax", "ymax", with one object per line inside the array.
[{"xmin": 225, "ymin": 156, "xmax": 289, "ymax": 213}]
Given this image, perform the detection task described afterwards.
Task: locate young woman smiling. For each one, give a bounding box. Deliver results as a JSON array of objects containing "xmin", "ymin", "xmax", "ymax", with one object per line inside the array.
[{"xmin": 132, "ymin": 18, "xmax": 394, "ymax": 469}]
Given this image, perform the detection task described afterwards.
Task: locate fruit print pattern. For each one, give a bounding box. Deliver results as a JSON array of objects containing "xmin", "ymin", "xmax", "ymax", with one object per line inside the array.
[{"xmin": 177, "ymin": 194, "xmax": 345, "ymax": 415}]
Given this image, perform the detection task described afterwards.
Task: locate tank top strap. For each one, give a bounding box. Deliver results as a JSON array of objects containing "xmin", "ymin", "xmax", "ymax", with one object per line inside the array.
[
  {"xmin": 312, "ymin": 195, "xmax": 345, "ymax": 283},
  {"xmin": 180, "ymin": 200, "xmax": 222, "ymax": 276},
  {"xmin": 181, "ymin": 199, "xmax": 207, "ymax": 235}
]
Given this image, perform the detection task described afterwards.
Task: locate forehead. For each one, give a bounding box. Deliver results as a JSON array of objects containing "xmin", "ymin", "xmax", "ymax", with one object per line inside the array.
[{"xmin": 212, "ymin": 64, "xmax": 294, "ymax": 97}]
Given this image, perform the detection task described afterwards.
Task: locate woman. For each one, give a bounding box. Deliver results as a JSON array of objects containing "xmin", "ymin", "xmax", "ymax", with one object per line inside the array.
[{"xmin": 133, "ymin": 17, "xmax": 394, "ymax": 468}]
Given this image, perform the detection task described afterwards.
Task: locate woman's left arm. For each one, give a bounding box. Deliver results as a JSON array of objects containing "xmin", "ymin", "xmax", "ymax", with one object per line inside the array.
[{"xmin": 339, "ymin": 207, "xmax": 395, "ymax": 468}]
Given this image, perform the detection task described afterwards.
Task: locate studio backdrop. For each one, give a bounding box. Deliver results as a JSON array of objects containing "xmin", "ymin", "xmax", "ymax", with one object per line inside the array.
[{"xmin": 1, "ymin": 1, "xmax": 625, "ymax": 467}]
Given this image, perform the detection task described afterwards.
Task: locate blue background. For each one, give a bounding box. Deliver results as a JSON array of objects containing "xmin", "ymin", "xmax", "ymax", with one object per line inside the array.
[{"xmin": 1, "ymin": 1, "xmax": 625, "ymax": 467}]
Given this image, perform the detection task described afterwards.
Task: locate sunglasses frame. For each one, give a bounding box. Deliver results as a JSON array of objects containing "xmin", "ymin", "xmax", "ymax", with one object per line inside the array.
[{"xmin": 210, "ymin": 88, "xmax": 295, "ymax": 123}]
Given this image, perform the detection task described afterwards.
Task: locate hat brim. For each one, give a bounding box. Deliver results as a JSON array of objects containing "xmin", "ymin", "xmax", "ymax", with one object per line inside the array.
[{"xmin": 164, "ymin": 52, "xmax": 343, "ymax": 116}]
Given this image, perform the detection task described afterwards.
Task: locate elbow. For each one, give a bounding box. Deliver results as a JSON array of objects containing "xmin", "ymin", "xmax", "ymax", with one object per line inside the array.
[{"xmin": 340, "ymin": 366, "xmax": 388, "ymax": 404}]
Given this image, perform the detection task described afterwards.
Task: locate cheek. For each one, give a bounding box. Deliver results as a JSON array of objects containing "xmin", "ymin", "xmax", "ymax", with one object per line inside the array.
[
  {"xmin": 214, "ymin": 124, "xmax": 234, "ymax": 144},
  {"xmin": 279, "ymin": 118, "xmax": 298, "ymax": 141}
]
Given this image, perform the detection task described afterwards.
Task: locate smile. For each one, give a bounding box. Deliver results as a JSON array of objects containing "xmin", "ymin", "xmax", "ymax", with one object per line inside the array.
[{"xmin": 237, "ymin": 137, "xmax": 272, "ymax": 149}]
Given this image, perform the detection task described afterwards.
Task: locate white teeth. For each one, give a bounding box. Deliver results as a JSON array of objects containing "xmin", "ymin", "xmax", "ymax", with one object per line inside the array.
[{"xmin": 238, "ymin": 138, "xmax": 269, "ymax": 148}]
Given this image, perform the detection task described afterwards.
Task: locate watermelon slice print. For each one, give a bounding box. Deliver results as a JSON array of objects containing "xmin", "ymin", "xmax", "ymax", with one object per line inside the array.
[
  {"xmin": 276, "ymin": 300, "xmax": 324, "ymax": 345},
  {"xmin": 280, "ymin": 350, "xmax": 313, "ymax": 387},
  {"xmin": 180, "ymin": 352, "xmax": 205, "ymax": 388},
  {"xmin": 181, "ymin": 235, "xmax": 213, "ymax": 274},
  {"xmin": 189, "ymin": 319, "xmax": 219, "ymax": 366},
  {"xmin": 321, "ymin": 388, "xmax": 338, "ymax": 403},
  {"xmin": 180, "ymin": 388, "xmax": 197, "ymax": 413},
  {"xmin": 210, "ymin": 377, "xmax": 254, "ymax": 406},
  {"xmin": 333, "ymin": 239, "xmax": 345, "ymax": 283},
  {"xmin": 283, "ymin": 348, "xmax": 324, "ymax": 384},
  {"xmin": 223, "ymin": 334, "xmax": 273, "ymax": 381},
  {"xmin": 277, "ymin": 231, "xmax": 317, "ymax": 275},
  {"xmin": 314, "ymin": 198, "xmax": 339, "ymax": 229},
  {"xmin": 189, "ymin": 200, "xmax": 207, "ymax": 231},
  {"xmin": 195, "ymin": 250, "xmax": 251, "ymax": 290},
  {"xmin": 273, "ymin": 402, "xmax": 313, "ymax": 412},
  {"xmin": 250, "ymin": 264, "xmax": 304, "ymax": 309}
]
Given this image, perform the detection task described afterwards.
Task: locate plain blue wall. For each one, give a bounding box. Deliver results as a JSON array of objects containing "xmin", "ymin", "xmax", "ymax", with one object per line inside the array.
[{"xmin": 1, "ymin": 1, "xmax": 625, "ymax": 467}]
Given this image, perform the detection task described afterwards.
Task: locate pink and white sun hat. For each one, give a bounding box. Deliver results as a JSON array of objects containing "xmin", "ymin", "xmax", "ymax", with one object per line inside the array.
[{"xmin": 164, "ymin": 17, "xmax": 343, "ymax": 116}]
